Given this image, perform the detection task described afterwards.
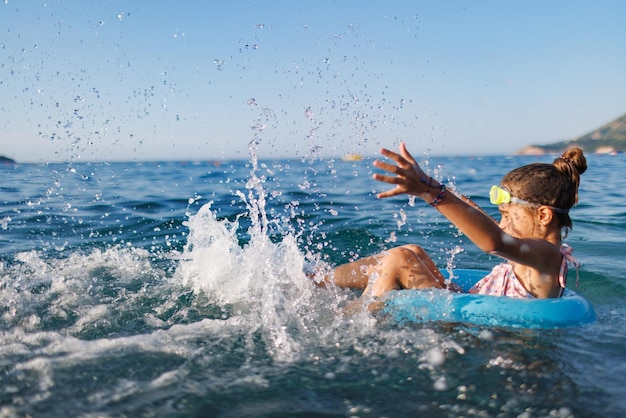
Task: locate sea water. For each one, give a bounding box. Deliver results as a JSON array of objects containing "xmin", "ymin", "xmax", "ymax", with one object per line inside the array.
[{"xmin": 1, "ymin": 153, "xmax": 625, "ymax": 417}]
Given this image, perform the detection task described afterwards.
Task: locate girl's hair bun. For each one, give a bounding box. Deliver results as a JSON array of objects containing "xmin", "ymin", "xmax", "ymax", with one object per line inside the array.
[
  {"xmin": 553, "ymin": 147, "xmax": 587, "ymax": 204},
  {"xmin": 557, "ymin": 147, "xmax": 587, "ymax": 176}
]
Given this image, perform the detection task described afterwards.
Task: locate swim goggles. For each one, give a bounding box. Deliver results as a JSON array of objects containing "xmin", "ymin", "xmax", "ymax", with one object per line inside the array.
[
  {"xmin": 489, "ymin": 185, "xmax": 532, "ymax": 205},
  {"xmin": 489, "ymin": 185, "xmax": 569, "ymax": 214}
]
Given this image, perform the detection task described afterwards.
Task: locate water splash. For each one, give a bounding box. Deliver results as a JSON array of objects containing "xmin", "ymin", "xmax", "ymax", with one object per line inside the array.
[{"xmin": 173, "ymin": 105, "xmax": 346, "ymax": 362}]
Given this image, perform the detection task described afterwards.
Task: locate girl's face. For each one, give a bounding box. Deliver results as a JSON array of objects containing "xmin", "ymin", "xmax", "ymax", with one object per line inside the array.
[{"xmin": 498, "ymin": 203, "xmax": 538, "ymax": 239}]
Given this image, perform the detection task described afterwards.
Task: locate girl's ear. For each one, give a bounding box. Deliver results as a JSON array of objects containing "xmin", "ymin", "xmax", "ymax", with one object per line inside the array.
[{"xmin": 536, "ymin": 206, "xmax": 554, "ymax": 227}]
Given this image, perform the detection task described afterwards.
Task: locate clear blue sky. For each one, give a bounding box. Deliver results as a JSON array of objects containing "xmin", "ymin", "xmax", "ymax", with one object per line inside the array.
[{"xmin": 2, "ymin": 0, "xmax": 625, "ymax": 162}]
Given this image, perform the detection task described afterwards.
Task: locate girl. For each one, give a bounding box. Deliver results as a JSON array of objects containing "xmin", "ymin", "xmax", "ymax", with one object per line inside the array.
[{"xmin": 323, "ymin": 142, "xmax": 587, "ymax": 304}]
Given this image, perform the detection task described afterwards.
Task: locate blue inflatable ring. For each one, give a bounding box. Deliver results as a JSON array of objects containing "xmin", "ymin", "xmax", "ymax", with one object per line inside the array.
[{"xmin": 382, "ymin": 269, "xmax": 596, "ymax": 328}]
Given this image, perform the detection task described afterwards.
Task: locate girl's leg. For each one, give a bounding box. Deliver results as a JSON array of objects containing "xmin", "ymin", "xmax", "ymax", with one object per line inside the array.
[
  {"xmin": 327, "ymin": 254, "xmax": 383, "ymax": 289},
  {"xmin": 329, "ymin": 244, "xmax": 446, "ymax": 297}
]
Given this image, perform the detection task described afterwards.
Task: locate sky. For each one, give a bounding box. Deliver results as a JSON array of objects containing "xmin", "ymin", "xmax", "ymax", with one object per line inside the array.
[{"xmin": 1, "ymin": 0, "xmax": 625, "ymax": 163}]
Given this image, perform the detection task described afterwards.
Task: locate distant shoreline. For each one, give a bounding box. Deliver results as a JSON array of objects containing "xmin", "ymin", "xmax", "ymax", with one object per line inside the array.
[{"xmin": 517, "ymin": 112, "xmax": 626, "ymax": 155}]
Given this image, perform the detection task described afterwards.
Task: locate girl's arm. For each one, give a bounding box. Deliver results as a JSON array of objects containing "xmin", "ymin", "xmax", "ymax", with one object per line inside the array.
[{"xmin": 372, "ymin": 144, "xmax": 561, "ymax": 274}]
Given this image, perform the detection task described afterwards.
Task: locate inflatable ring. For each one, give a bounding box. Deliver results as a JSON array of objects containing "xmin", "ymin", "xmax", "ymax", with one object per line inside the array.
[{"xmin": 382, "ymin": 269, "xmax": 596, "ymax": 328}]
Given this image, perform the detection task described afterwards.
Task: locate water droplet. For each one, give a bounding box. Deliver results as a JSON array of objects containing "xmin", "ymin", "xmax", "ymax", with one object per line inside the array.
[
  {"xmin": 433, "ymin": 376, "xmax": 447, "ymax": 391},
  {"xmin": 0, "ymin": 216, "xmax": 11, "ymax": 230}
]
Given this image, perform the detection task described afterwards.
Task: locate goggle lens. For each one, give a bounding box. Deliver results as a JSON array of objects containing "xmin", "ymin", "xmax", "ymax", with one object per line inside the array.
[{"xmin": 490, "ymin": 185, "xmax": 511, "ymax": 205}]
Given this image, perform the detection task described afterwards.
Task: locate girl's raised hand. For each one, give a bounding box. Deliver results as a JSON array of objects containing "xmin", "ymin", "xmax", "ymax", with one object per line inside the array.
[{"xmin": 372, "ymin": 143, "xmax": 432, "ymax": 199}]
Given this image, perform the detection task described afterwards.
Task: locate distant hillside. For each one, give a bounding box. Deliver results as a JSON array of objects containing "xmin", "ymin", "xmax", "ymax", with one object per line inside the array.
[
  {"xmin": 517, "ymin": 112, "xmax": 626, "ymax": 155},
  {"xmin": 0, "ymin": 155, "xmax": 16, "ymax": 164}
]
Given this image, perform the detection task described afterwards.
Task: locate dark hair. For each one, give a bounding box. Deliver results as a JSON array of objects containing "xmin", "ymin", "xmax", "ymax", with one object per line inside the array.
[{"xmin": 502, "ymin": 147, "xmax": 587, "ymax": 231}]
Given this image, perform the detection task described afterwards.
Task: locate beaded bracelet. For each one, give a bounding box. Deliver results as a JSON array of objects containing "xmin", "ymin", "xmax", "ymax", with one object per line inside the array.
[{"xmin": 429, "ymin": 184, "xmax": 446, "ymax": 207}]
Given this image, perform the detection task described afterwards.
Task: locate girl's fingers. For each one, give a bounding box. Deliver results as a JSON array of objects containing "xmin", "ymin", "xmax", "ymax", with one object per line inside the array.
[
  {"xmin": 379, "ymin": 147, "xmax": 410, "ymax": 168},
  {"xmin": 372, "ymin": 159, "xmax": 403, "ymax": 175},
  {"xmin": 373, "ymin": 143, "xmax": 421, "ymax": 199},
  {"xmin": 377, "ymin": 187, "xmax": 404, "ymax": 198},
  {"xmin": 399, "ymin": 142, "xmax": 417, "ymax": 165},
  {"xmin": 372, "ymin": 173, "xmax": 405, "ymax": 185},
  {"xmin": 378, "ymin": 147, "xmax": 397, "ymax": 158}
]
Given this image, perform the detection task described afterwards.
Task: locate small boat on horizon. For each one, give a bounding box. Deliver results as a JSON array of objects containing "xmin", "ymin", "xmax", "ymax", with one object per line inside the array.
[{"xmin": 342, "ymin": 153, "xmax": 363, "ymax": 161}]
